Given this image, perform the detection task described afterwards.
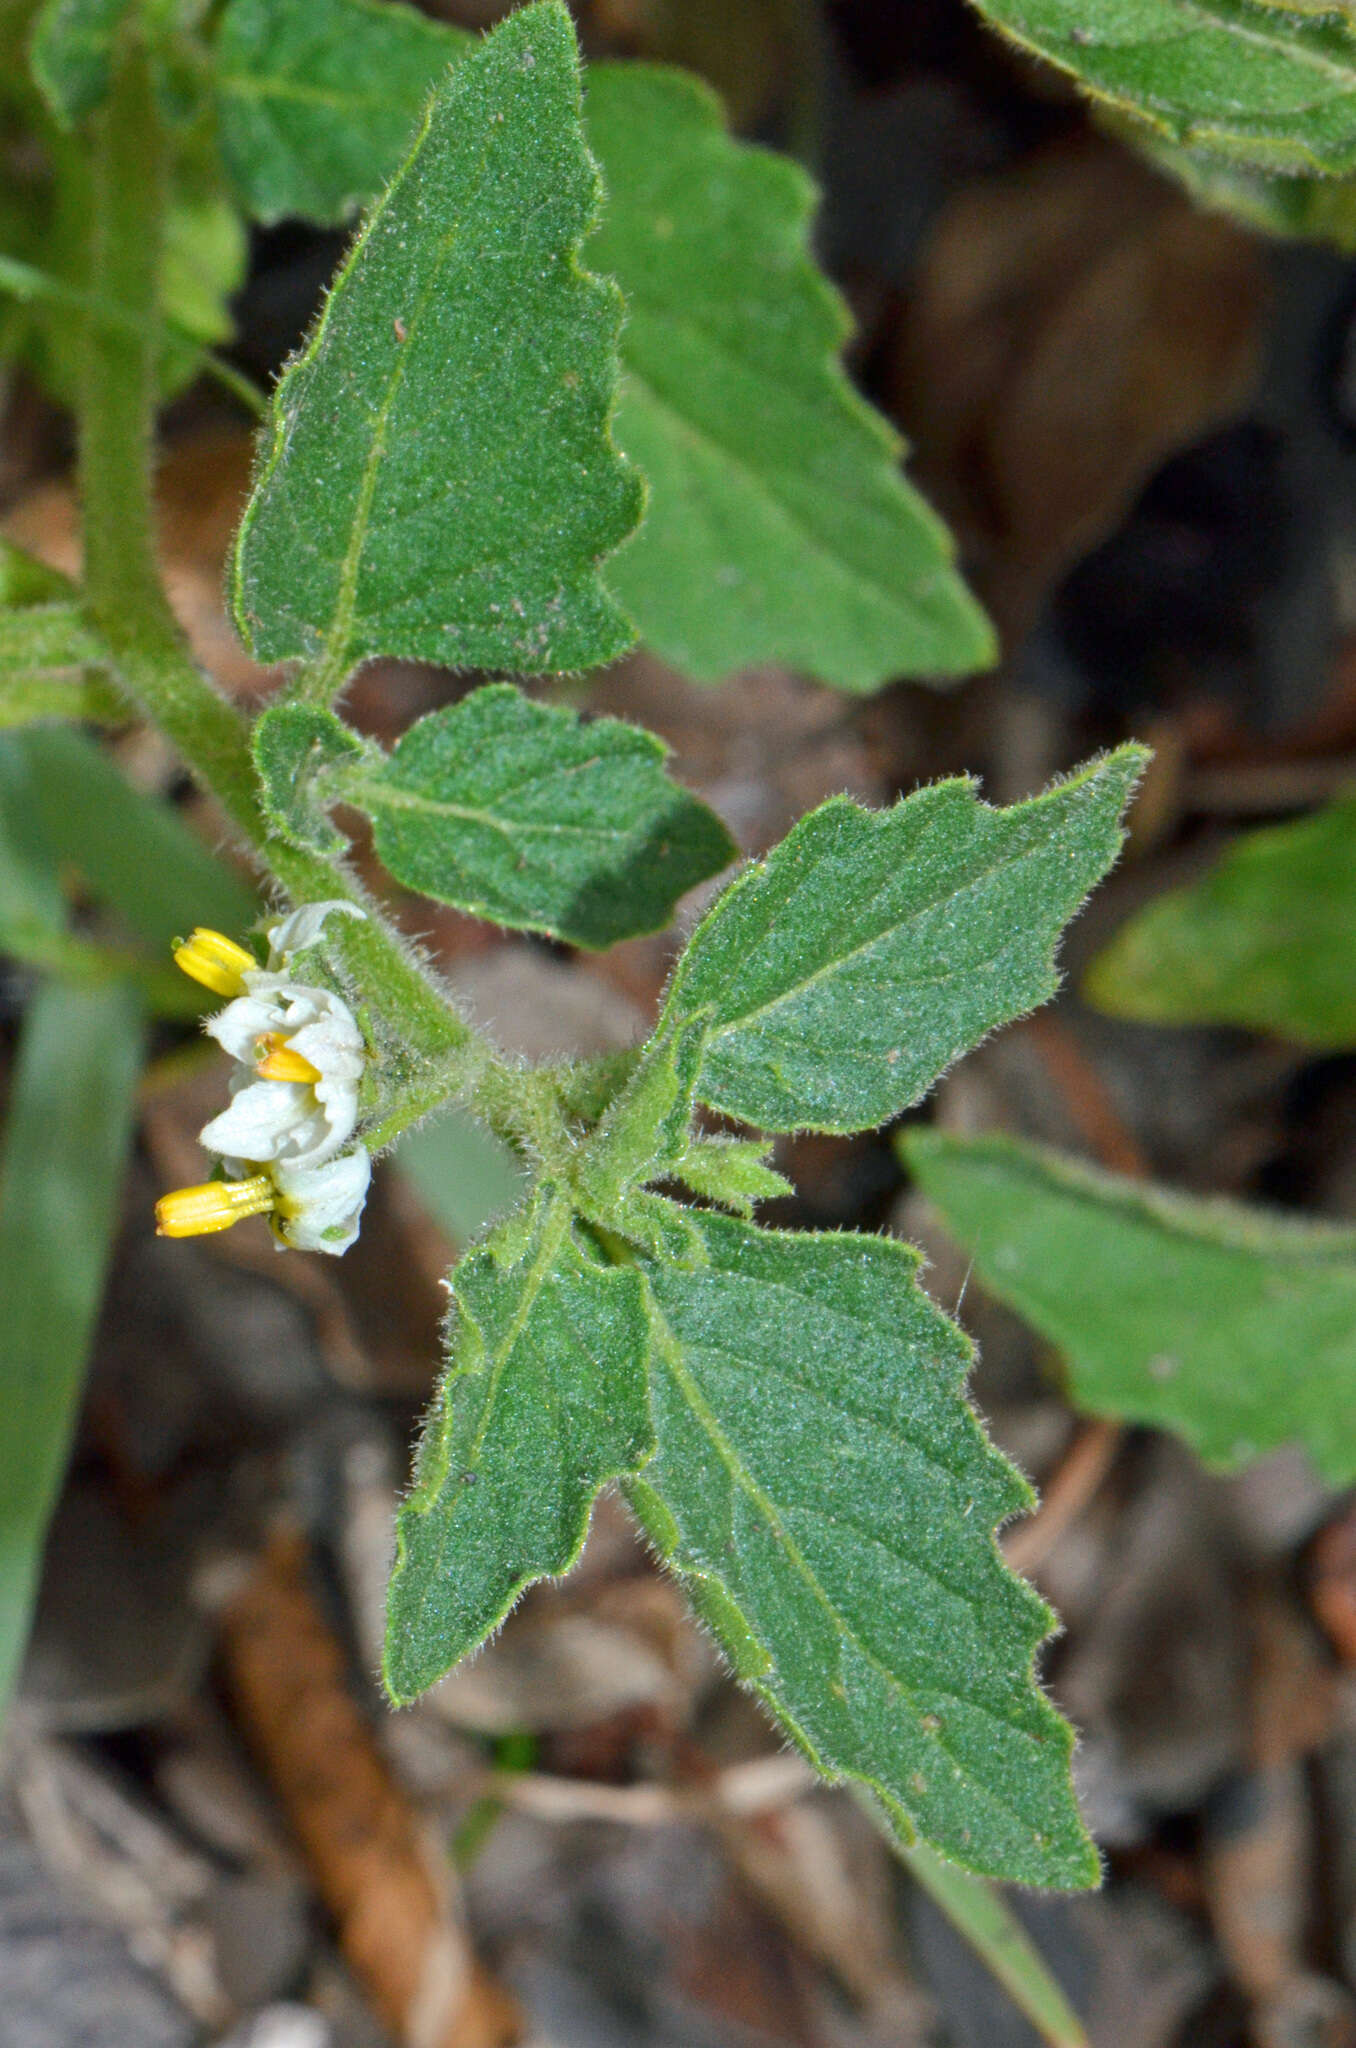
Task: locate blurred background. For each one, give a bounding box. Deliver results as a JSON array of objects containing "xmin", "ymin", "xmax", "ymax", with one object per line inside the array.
[{"xmin": 4, "ymin": 2, "xmax": 1356, "ymax": 2045}]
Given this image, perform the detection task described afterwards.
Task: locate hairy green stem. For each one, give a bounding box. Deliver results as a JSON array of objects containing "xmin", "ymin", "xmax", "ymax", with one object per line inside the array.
[{"xmin": 74, "ymin": 28, "xmax": 530, "ymax": 1145}]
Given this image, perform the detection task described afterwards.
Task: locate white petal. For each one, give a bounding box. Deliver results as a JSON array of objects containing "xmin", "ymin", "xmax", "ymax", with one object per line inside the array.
[
  {"xmin": 200, "ymin": 1079, "xmax": 312, "ymax": 1162},
  {"xmin": 266, "ymin": 900, "xmax": 365, "ymax": 968},
  {"xmin": 273, "ymin": 1149, "xmax": 371, "ymax": 1254},
  {"xmin": 205, "ymin": 993, "xmax": 285, "ymax": 1063}
]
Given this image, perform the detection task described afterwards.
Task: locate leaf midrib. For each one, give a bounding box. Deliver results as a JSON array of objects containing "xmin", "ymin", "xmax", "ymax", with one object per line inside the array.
[{"xmin": 646, "ymin": 1284, "xmax": 1056, "ymax": 1839}]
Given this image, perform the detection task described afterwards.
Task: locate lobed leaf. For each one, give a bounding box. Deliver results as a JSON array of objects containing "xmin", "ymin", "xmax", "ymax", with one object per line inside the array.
[
  {"xmin": 231, "ymin": 1, "xmax": 643, "ymax": 687},
  {"xmin": 587, "ymin": 63, "xmax": 995, "ymax": 691},
  {"xmin": 970, "ymin": 0, "xmax": 1356, "ymax": 177},
  {"xmin": 383, "ymin": 1190, "xmax": 654, "ymax": 1703},
  {"xmin": 629, "ymin": 1211, "xmax": 1097, "ymax": 1888},
  {"xmin": 210, "ymin": 0, "xmax": 993, "ymax": 692},
  {"xmin": 905, "ymin": 1130, "xmax": 1356, "ymax": 1484},
  {"xmin": 1085, "ymin": 795, "xmax": 1356, "ymax": 1048},
  {"xmin": 663, "ymin": 746, "xmax": 1146, "ymax": 1134},
  {"xmin": 216, "ymin": 0, "xmax": 468, "ymax": 225},
  {"xmin": 272, "ymin": 687, "xmax": 736, "ymax": 951}
]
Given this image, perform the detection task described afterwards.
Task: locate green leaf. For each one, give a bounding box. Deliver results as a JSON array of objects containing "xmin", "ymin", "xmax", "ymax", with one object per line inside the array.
[
  {"xmin": 383, "ymin": 1189, "xmax": 654, "ymax": 1703},
  {"xmin": 230, "ymin": 1, "xmax": 643, "ymax": 689},
  {"xmin": 571, "ymin": 1015, "xmax": 709, "ymax": 1219},
  {"xmin": 0, "ymin": 538, "xmax": 77, "ymax": 608},
  {"xmin": 970, "ymin": 0, "xmax": 1356, "ymax": 177},
  {"xmin": 663, "ymin": 745, "xmax": 1146, "ymax": 1135},
  {"xmin": 1121, "ymin": 122, "xmax": 1356, "ymax": 252},
  {"xmin": 210, "ymin": 0, "xmax": 994, "ymax": 693},
  {"xmin": 904, "ymin": 1129, "xmax": 1356, "ymax": 1484},
  {"xmin": 1085, "ymin": 795, "xmax": 1356, "ymax": 1048},
  {"xmin": 16, "ymin": 727, "xmax": 259, "ymax": 950},
  {"xmin": 0, "ymin": 977, "xmax": 145, "ymax": 1719},
  {"xmin": 268, "ymin": 687, "xmax": 736, "ymax": 950},
  {"xmin": 28, "ymin": 0, "xmax": 132, "ymax": 124},
  {"xmin": 629, "ymin": 1211, "xmax": 1096, "ymax": 1888},
  {"xmin": 216, "ymin": 0, "xmax": 469, "ymax": 226},
  {"xmin": 669, "ymin": 1134, "xmax": 792, "ymax": 1216},
  {"xmin": 0, "ymin": 560, "xmax": 124, "ymax": 726},
  {"xmin": 586, "ymin": 63, "xmax": 994, "ymax": 691},
  {"xmin": 252, "ymin": 702, "xmax": 366, "ymax": 854}
]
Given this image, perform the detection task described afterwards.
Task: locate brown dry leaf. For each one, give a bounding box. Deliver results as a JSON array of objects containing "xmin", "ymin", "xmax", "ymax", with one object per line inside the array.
[
  {"xmin": 219, "ymin": 1526, "xmax": 521, "ymax": 2048},
  {"xmin": 893, "ymin": 136, "xmax": 1268, "ymax": 638}
]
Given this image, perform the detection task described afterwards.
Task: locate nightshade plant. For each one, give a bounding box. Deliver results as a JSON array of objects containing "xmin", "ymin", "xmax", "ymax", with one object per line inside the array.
[{"xmin": 0, "ymin": 0, "xmax": 1162, "ymax": 2002}]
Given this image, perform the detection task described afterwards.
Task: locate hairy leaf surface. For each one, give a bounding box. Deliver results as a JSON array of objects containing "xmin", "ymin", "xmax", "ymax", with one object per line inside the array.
[
  {"xmin": 275, "ymin": 687, "xmax": 735, "ymax": 949},
  {"xmin": 211, "ymin": 0, "xmax": 991, "ymax": 691},
  {"xmin": 906, "ymin": 1130, "xmax": 1356, "ymax": 1483},
  {"xmin": 384, "ymin": 1192, "xmax": 654, "ymax": 1702},
  {"xmin": 663, "ymin": 746, "xmax": 1145, "ymax": 1133},
  {"xmin": 970, "ymin": 0, "xmax": 1356, "ymax": 175},
  {"xmin": 1086, "ymin": 795, "xmax": 1356, "ymax": 1048},
  {"xmin": 585, "ymin": 64, "xmax": 994, "ymax": 691},
  {"xmin": 231, "ymin": 2, "xmax": 642, "ymax": 685},
  {"xmin": 629, "ymin": 1212, "xmax": 1096, "ymax": 1887}
]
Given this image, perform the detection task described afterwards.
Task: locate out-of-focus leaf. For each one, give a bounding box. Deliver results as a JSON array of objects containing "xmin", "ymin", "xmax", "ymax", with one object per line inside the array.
[
  {"xmin": 1125, "ymin": 123, "xmax": 1356, "ymax": 253},
  {"xmin": 27, "ymin": 0, "xmax": 132, "ymax": 124},
  {"xmin": 662, "ymin": 747, "xmax": 1145, "ymax": 1133},
  {"xmin": 231, "ymin": 3, "xmax": 643, "ymax": 688},
  {"xmin": 16, "ymin": 726, "xmax": 259, "ymax": 949},
  {"xmin": 1085, "ymin": 795, "xmax": 1356, "ymax": 1048},
  {"xmin": 215, "ymin": 0, "xmax": 468, "ymax": 225},
  {"xmin": 970, "ymin": 0, "xmax": 1356, "ymax": 176},
  {"xmin": 587, "ymin": 63, "xmax": 994, "ymax": 691},
  {"xmin": 904, "ymin": 1841, "xmax": 1090, "ymax": 2048},
  {"xmin": 0, "ymin": 976, "xmax": 144, "ymax": 1717},
  {"xmin": 905, "ymin": 1129, "xmax": 1356, "ymax": 1483}
]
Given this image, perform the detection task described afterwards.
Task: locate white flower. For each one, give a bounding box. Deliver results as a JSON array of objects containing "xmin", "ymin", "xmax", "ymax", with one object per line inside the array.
[
  {"xmin": 201, "ymin": 980, "xmax": 365, "ymax": 1170},
  {"xmin": 158, "ymin": 900, "xmax": 375, "ymax": 1257},
  {"xmin": 271, "ymin": 1149, "xmax": 371, "ymax": 1254},
  {"xmin": 155, "ymin": 1147, "xmax": 371, "ymax": 1257}
]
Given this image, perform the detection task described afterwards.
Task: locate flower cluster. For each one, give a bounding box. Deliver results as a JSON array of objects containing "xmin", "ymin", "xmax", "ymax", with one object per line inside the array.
[{"xmin": 155, "ymin": 903, "xmax": 372, "ymax": 1254}]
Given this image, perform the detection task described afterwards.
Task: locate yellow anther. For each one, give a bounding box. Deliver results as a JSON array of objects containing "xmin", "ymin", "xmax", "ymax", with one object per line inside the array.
[
  {"xmin": 173, "ymin": 928, "xmax": 256, "ymax": 999},
  {"xmin": 155, "ymin": 1174, "xmax": 275, "ymax": 1238},
  {"xmin": 254, "ymin": 1032, "xmax": 323, "ymax": 1085}
]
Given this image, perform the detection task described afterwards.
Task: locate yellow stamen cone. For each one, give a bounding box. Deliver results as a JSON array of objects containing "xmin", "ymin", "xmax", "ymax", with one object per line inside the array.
[
  {"xmin": 156, "ymin": 1174, "xmax": 275, "ymax": 1237},
  {"xmin": 173, "ymin": 928, "xmax": 255, "ymax": 998},
  {"xmin": 254, "ymin": 1032, "xmax": 323, "ymax": 1085}
]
